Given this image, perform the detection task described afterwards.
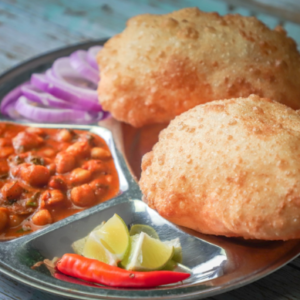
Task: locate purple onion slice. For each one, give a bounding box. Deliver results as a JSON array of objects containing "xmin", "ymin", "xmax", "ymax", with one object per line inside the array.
[
  {"xmin": 87, "ymin": 46, "xmax": 103, "ymax": 70},
  {"xmin": 70, "ymin": 50, "xmax": 99, "ymax": 85},
  {"xmin": 15, "ymin": 96, "xmax": 103, "ymax": 124}
]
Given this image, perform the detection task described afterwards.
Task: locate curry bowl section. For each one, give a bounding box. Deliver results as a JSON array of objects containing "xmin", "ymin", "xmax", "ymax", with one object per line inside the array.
[{"xmin": 0, "ymin": 122, "xmax": 129, "ymax": 240}]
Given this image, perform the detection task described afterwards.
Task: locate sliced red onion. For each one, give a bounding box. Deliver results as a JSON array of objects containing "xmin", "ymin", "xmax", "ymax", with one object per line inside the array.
[
  {"xmin": 15, "ymin": 96, "xmax": 103, "ymax": 124},
  {"xmin": 31, "ymin": 73, "xmax": 48, "ymax": 91},
  {"xmin": 51, "ymin": 57, "xmax": 97, "ymax": 94},
  {"xmin": 0, "ymin": 84, "xmax": 26, "ymax": 113},
  {"xmin": 21, "ymin": 85, "xmax": 83, "ymax": 110},
  {"xmin": 3, "ymin": 102, "xmax": 23, "ymax": 120},
  {"xmin": 32, "ymin": 72, "xmax": 101, "ymax": 111},
  {"xmin": 70, "ymin": 50, "xmax": 99, "ymax": 85},
  {"xmin": 1, "ymin": 45, "xmax": 108, "ymax": 125},
  {"xmin": 46, "ymin": 69, "xmax": 101, "ymax": 109},
  {"xmin": 87, "ymin": 46, "xmax": 102, "ymax": 70}
]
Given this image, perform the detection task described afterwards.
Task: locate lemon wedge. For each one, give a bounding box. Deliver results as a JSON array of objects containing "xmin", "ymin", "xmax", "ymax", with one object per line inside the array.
[
  {"xmin": 72, "ymin": 215, "xmax": 181, "ymax": 272},
  {"xmin": 164, "ymin": 238, "xmax": 182, "ymax": 263},
  {"xmin": 94, "ymin": 214, "xmax": 130, "ymax": 260},
  {"xmin": 82, "ymin": 231, "xmax": 118, "ymax": 266},
  {"xmin": 162, "ymin": 259, "xmax": 177, "ymax": 271},
  {"xmin": 71, "ymin": 236, "xmax": 86, "ymax": 255},
  {"xmin": 129, "ymin": 224, "xmax": 159, "ymax": 239},
  {"xmin": 120, "ymin": 234, "xmax": 140, "ymax": 268},
  {"xmin": 72, "ymin": 214, "xmax": 130, "ymax": 266},
  {"xmin": 71, "ymin": 222, "xmax": 105, "ymax": 255},
  {"xmin": 81, "ymin": 214, "xmax": 130, "ymax": 264},
  {"xmin": 122, "ymin": 232, "xmax": 174, "ymax": 271}
]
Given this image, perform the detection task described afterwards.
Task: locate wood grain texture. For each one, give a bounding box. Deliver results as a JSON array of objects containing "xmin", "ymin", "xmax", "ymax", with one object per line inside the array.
[
  {"xmin": 0, "ymin": 0, "xmax": 299, "ymax": 299},
  {"xmin": 0, "ymin": 0, "xmax": 299, "ymax": 73}
]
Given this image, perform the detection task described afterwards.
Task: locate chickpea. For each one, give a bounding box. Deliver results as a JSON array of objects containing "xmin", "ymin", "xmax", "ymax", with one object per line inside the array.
[
  {"xmin": 0, "ymin": 138, "xmax": 12, "ymax": 147},
  {"xmin": 8, "ymin": 214, "xmax": 23, "ymax": 227},
  {"xmin": 89, "ymin": 177, "xmax": 106, "ymax": 187},
  {"xmin": 66, "ymin": 141, "xmax": 91, "ymax": 158},
  {"xmin": 19, "ymin": 164, "xmax": 50, "ymax": 187},
  {"xmin": 70, "ymin": 184, "xmax": 97, "ymax": 207},
  {"xmin": 105, "ymin": 174, "xmax": 113, "ymax": 183},
  {"xmin": 58, "ymin": 142, "xmax": 72, "ymax": 152},
  {"xmin": 82, "ymin": 160, "xmax": 105, "ymax": 174},
  {"xmin": 49, "ymin": 175, "xmax": 67, "ymax": 190},
  {"xmin": 46, "ymin": 163, "xmax": 56, "ymax": 175},
  {"xmin": 41, "ymin": 190, "xmax": 65, "ymax": 206},
  {"xmin": 37, "ymin": 157, "xmax": 56, "ymax": 175},
  {"xmin": 0, "ymin": 160, "xmax": 9, "ymax": 176},
  {"xmin": 81, "ymin": 133, "xmax": 96, "ymax": 146},
  {"xmin": 1, "ymin": 181, "xmax": 23, "ymax": 200},
  {"xmin": 55, "ymin": 152, "xmax": 76, "ymax": 174},
  {"xmin": 32, "ymin": 209, "xmax": 52, "ymax": 226},
  {"xmin": 10, "ymin": 163, "xmax": 24, "ymax": 177},
  {"xmin": 70, "ymin": 168, "xmax": 91, "ymax": 185},
  {"xmin": 91, "ymin": 147, "xmax": 111, "ymax": 160},
  {"xmin": 0, "ymin": 147, "xmax": 14, "ymax": 158},
  {"xmin": 38, "ymin": 148, "xmax": 56, "ymax": 158},
  {"xmin": 26, "ymin": 127, "xmax": 45, "ymax": 136},
  {"xmin": 12, "ymin": 131, "xmax": 43, "ymax": 152},
  {"xmin": 56, "ymin": 129, "xmax": 74, "ymax": 142},
  {"xmin": 89, "ymin": 179, "xmax": 107, "ymax": 197},
  {"xmin": 0, "ymin": 208, "xmax": 8, "ymax": 231}
]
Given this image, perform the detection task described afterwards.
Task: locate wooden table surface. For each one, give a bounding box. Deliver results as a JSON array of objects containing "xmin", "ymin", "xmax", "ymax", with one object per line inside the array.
[{"xmin": 0, "ymin": 0, "xmax": 300, "ymax": 299}]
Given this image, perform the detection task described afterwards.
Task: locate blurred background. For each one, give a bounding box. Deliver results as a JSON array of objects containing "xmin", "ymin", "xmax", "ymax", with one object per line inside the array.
[{"xmin": 0, "ymin": 0, "xmax": 299, "ymax": 73}]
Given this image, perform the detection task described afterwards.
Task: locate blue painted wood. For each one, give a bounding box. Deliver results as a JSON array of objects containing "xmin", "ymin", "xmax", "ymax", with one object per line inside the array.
[
  {"xmin": 0, "ymin": 0, "xmax": 299, "ymax": 73},
  {"xmin": 0, "ymin": 0, "xmax": 298, "ymax": 74},
  {"xmin": 0, "ymin": 0, "xmax": 299, "ymax": 299}
]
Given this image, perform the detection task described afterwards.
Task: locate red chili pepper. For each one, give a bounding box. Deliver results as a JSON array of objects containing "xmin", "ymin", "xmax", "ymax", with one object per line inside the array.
[
  {"xmin": 56, "ymin": 253, "xmax": 190, "ymax": 288},
  {"xmin": 54, "ymin": 272, "xmax": 98, "ymax": 288}
]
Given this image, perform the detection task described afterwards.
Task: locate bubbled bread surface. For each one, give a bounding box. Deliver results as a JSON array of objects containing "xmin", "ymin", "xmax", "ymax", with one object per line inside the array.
[
  {"xmin": 98, "ymin": 8, "xmax": 300, "ymax": 127},
  {"xmin": 140, "ymin": 95, "xmax": 300, "ymax": 240}
]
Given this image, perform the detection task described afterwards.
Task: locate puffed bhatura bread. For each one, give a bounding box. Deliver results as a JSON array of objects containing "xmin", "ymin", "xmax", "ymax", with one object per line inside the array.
[
  {"xmin": 139, "ymin": 95, "xmax": 300, "ymax": 240},
  {"xmin": 97, "ymin": 8, "xmax": 300, "ymax": 127}
]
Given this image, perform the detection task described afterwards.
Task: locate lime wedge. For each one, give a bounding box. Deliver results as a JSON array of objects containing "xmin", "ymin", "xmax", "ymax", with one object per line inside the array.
[
  {"xmin": 73, "ymin": 214, "xmax": 130, "ymax": 265},
  {"xmin": 164, "ymin": 238, "xmax": 182, "ymax": 263},
  {"xmin": 129, "ymin": 224, "xmax": 159, "ymax": 239},
  {"xmin": 71, "ymin": 222, "xmax": 105, "ymax": 255},
  {"xmin": 71, "ymin": 236, "xmax": 86, "ymax": 255},
  {"xmin": 123, "ymin": 232, "xmax": 174, "ymax": 271},
  {"xmin": 120, "ymin": 234, "xmax": 140, "ymax": 268},
  {"xmin": 82, "ymin": 231, "xmax": 118, "ymax": 266},
  {"xmin": 162, "ymin": 259, "xmax": 177, "ymax": 270},
  {"xmin": 92, "ymin": 214, "xmax": 130, "ymax": 261}
]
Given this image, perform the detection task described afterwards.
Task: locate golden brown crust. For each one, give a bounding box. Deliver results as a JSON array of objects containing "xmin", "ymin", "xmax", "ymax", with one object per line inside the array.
[
  {"xmin": 139, "ymin": 95, "xmax": 300, "ymax": 240},
  {"xmin": 98, "ymin": 8, "xmax": 300, "ymax": 127}
]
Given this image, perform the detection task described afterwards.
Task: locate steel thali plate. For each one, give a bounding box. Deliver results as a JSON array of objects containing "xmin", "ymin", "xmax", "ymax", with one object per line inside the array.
[{"xmin": 0, "ymin": 40, "xmax": 299, "ymax": 300}]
